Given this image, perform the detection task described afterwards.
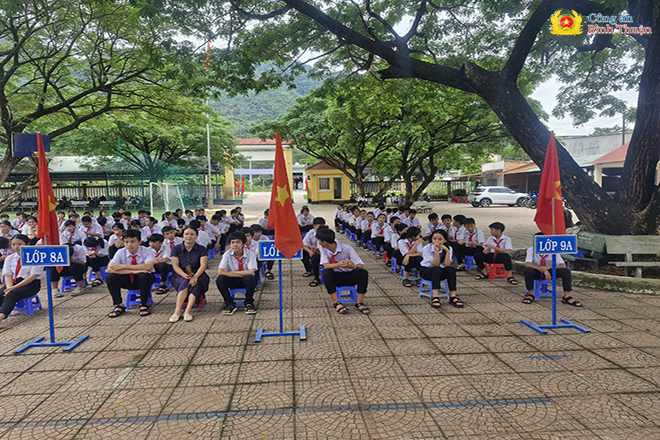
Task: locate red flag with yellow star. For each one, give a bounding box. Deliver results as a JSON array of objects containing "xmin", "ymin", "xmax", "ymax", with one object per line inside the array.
[
  {"xmin": 36, "ymin": 133, "xmax": 59, "ymax": 245},
  {"xmin": 534, "ymin": 131, "xmax": 566, "ymax": 235},
  {"xmin": 267, "ymin": 132, "xmax": 303, "ymax": 259}
]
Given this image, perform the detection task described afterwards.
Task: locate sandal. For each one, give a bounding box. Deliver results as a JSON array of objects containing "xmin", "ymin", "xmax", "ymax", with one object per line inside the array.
[
  {"xmin": 107, "ymin": 305, "xmax": 125, "ymax": 318},
  {"xmin": 355, "ymin": 303, "xmax": 371, "ymax": 315},
  {"xmin": 561, "ymin": 296, "xmax": 583, "ymax": 307},
  {"xmin": 91, "ymin": 279, "xmax": 103, "ymax": 287},
  {"xmin": 302, "ymin": 272, "xmax": 313, "ymax": 278},
  {"xmin": 155, "ymin": 285, "xmax": 168, "ymax": 295},
  {"xmin": 266, "ymin": 271, "xmax": 274, "ymax": 280},
  {"xmin": 449, "ymin": 296, "xmax": 464, "ymax": 308},
  {"xmin": 139, "ymin": 306, "xmax": 151, "ymax": 317},
  {"xmin": 333, "ymin": 302, "xmax": 348, "ymax": 314},
  {"xmin": 245, "ymin": 303, "xmax": 257, "ymax": 315},
  {"xmin": 456, "ymin": 265, "xmax": 466, "ymax": 272},
  {"xmin": 309, "ymin": 279, "xmax": 321, "ymax": 287},
  {"xmin": 402, "ymin": 279, "xmax": 413, "ymax": 288},
  {"xmin": 522, "ymin": 294, "xmax": 535, "ymax": 304},
  {"xmin": 475, "ymin": 272, "xmax": 489, "ymax": 280},
  {"xmin": 507, "ymin": 277, "xmax": 519, "ymax": 285},
  {"xmin": 431, "ymin": 297, "xmax": 442, "ymax": 309}
]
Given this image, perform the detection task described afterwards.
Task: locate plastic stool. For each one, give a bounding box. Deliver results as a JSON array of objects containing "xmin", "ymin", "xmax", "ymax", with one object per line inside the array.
[
  {"xmin": 61, "ymin": 276, "xmax": 81, "ymax": 291},
  {"xmin": 463, "ymin": 256, "xmax": 475, "ymax": 271},
  {"xmin": 207, "ymin": 250, "xmax": 215, "ymax": 260},
  {"xmin": 336, "ymin": 285, "xmax": 358, "ymax": 304},
  {"xmin": 533, "ymin": 279, "xmax": 553, "ymax": 300},
  {"xmin": 485, "ymin": 263, "xmax": 507, "ymax": 280},
  {"xmin": 418, "ymin": 279, "xmax": 449, "ymax": 300},
  {"xmin": 229, "ymin": 288, "xmax": 246, "ymax": 306},
  {"xmin": 88, "ymin": 266, "xmax": 107, "ymax": 283},
  {"xmin": 319, "ymin": 266, "xmax": 325, "ymax": 284},
  {"xmin": 391, "ymin": 258, "xmax": 398, "ymax": 273},
  {"xmin": 401, "ymin": 267, "xmax": 420, "ymax": 281},
  {"xmin": 383, "ymin": 251, "xmax": 388, "ymax": 263},
  {"xmin": 11, "ymin": 295, "xmax": 43, "ymax": 316},
  {"xmin": 126, "ymin": 289, "xmax": 153, "ymax": 310}
]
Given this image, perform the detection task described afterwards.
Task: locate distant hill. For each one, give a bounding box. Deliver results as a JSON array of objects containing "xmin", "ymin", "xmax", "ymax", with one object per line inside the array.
[{"xmin": 210, "ymin": 72, "xmax": 322, "ymax": 137}]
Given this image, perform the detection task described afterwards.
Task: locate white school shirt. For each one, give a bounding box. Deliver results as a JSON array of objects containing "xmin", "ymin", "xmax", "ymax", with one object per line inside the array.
[
  {"xmin": 21, "ymin": 224, "xmax": 38, "ymax": 237},
  {"xmin": 297, "ymin": 214, "xmax": 314, "ymax": 225},
  {"xmin": 219, "ymin": 248, "xmax": 258, "ymax": 272},
  {"xmin": 60, "ymin": 229, "xmax": 86, "ymax": 245},
  {"xmin": 334, "ymin": 208, "xmax": 342, "ymax": 219},
  {"xmin": 384, "ymin": 225, "xmax": 396, "ymax": 243},
  {"xmin": 165, "ymin": 219, "xmax": 179, "ymax": 229},
  {"xmin": 390, "ymin": 233, "xmax": 401, "ymax": 249},
  {"xmin": 397, "ymin": 238, "xmax": 424, "ymax": 255},
  {"xmin": 110, "ymin": 246, "xmax": 155, "ymax": 271},
  {"xmin": 0, "ymin": 229, "xmax": 18, "ymax": 239},
  {"xmin": 403, "ymin": 217, "xmax": 421, "ymax": 228},
  {"xmin": 58, "ymin": 221, "xmax": 67, "ymax": 233},
  {"xmin": 245, "ymin": 240, "xmax": 259, "ymax": 256},
  {"xmin": 150, "ymin": 245, "xmax": 172, "ymax": 264},
  {"xmin": 195, "ymin": 230, "xmax": 212, "ymax": 247},
  {"xmin": 0, "ymin": 247, "xmax": 13, "ymax": 258},
  {"xmin": 80, "ymin": 223, "xmax": 104, "ymax": 237},
  {"xmin": 462, "ymin": 228, "xmax": 486, "ymax": 246},
  {"xmin": 2, "ymin": 253, "xmax": 44, "ymax": 280},
  {"xmin": 447, "ymin": 225, "xmax": 459, "ymax": 241},
  {"xmin": 303, "ymin": 228, "xmax": 317, "ymax": 247},
  {"xmin": 425, "ymin": 222, "xmax": 443, "ymax": 236},
  {"xmin": 120, "ymin": 219, "xmax": 130, "ymax": 229},
  {"xmin": 373, "ymin": 208, "xmax": 382, "ymax": 218},
  {"xmin": 141, "ymin": 225, "xmax": 162, "ymax": 242},
  {"xmin": 12, "ymin": 219, "xmax": 25, "ymax": 230},
  {"xmin": 70, "ymin": 244, "xmax": 88, "ymax": 263},
  {"xmin": 203, "ymin": 223, "xmax": 221, "ymax": 238},
  {"xmin": 183, "ymin": 215, "xmax": 194, "ymax": 226},
  {"xmin": 84, "ymin": 239, "xmax": 110, "ymax": 257},
  {"xmin": 164, "ymin": 237, "xmax": 184, "ymax": 251},
  {"xmin": 348, "ymin": 215, "xmax": 358, "ymax": 227},
  {"xmin": 525, "ymin": 247, "xmax": 565, "ymax": 266},
  {"xmin": 356, "ymin": 217, "xmax": 366, "ymax": 229},
  {"xmin": 454, "ymin": 226, "xmax": 467, "ymax": 241},
  {"xmin": 101, "ymin": 219, "xmax": 115, "ymax": 234},
  {"xmin": 371, "ymin": 222, "xmax": 387, "ymax": 236},
  {"xmin": 319, "ymin": 242, "xmax": 364, "ymax": 273},
  {"xmin": 361, "ymin": 219, "xmax": 375, "ymax": 232},
  {"xmin": 421, "ymin": 243, "xmax": 454, "ymax": 268},
  {"xmin": 259, "ymin": 218, "xmax": 268, "ymax": 228},
  {"xmin": 485, "ymin": 234, "xmax": 514, "ymax": 254}
]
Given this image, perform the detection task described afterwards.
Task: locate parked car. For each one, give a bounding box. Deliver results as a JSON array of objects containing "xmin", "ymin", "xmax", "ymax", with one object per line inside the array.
[{"xmin": 468, "ymin": 186, "xmax": 528, "ymax": 207}]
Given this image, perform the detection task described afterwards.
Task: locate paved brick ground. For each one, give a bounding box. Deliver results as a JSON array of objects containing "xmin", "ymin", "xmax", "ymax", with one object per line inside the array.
[{"xmin": 0, "ymin": 193, "xmax": 658, "ymax": 439}]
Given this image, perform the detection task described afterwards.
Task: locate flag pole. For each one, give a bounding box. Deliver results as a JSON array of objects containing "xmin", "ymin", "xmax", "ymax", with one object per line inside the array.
[{"xmin": 206, "ymin": 98, "xmax": 212, "ymax": 207}]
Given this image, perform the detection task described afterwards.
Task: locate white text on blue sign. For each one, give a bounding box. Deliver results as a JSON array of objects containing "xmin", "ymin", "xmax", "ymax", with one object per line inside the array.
[
  {"xmin": 21, "ymin": 246, "xmax": 71, "ymax": 267},
  {"xmin": 534, "ymin": 235, "xmax": 577, "ymax": 254}
]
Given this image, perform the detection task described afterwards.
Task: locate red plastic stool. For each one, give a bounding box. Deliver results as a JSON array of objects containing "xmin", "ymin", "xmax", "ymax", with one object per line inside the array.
[{"xmin": 485, "ymin": 263, "xmax": 507, "ymax": 279}]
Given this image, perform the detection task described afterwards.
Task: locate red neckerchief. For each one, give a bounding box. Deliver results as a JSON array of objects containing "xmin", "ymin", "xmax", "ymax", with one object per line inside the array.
[
  {"xmin": 493, "ymin": 237, "xmax": 504, "ymax": 257},
  {"xmin": 540, "ymin": 255, "xmax": 547, "ymax": 266},
  {"xmin": 232, "ymin": 253, "xmax": 244, "ymax": 270},
  {"xmin": 468, "ymin": 232, "xmax": 475, "ymax": 243},
  {"xmin": 129, "ymin": 253, "xmax": 138, "ymax": 282},
  {"xmin": 14, "ymin": 256, "xmax": 21, "ymax": 281}
]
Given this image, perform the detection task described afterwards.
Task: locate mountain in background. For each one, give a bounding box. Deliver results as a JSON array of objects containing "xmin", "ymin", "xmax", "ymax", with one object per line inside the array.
[{"xmin": 210, "ymin": 70, "xmax": 322, "ymax": 137}]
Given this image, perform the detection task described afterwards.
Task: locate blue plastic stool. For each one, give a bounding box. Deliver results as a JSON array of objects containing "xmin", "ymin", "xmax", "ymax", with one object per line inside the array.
[
  {"xmin": 126, "ymin": 289, "xmax": 153, "ymax": 310},
  {"xmin": 88, "ymin": 266, "xmax": 107, "ymax": 283},
  {"xmin": 207, "ymin": 250, "xmax": 215, "ymax": 260},
  {"xmin": 418, "ymin": 279, "xmax": 449, "ymax": 300},
  {"xmin": 463, "ymin": 256, "xmax": 475, "ymax": 271},
  {"xmin": 336, "ymin": 285, "xmax": 358, "ymax": 304},
  {"xmin": 391, "ymin": 258, "xmax": 398, "ymax": 273},
  {"xmin": 62, "ymin": 276, "xmax": 80, "ymax": 291},
  {"xmin": 401, "ymin": 267, "xmax": 420, "ymax": 281},
  {"xmin": 11, "ymin": 295, "xmax": 43, "ymax": 316},
  {"xmin": 229, "ymin": 288, "xmax": 246, "ymax": 306},
  {"xmin": 533, "ymin": 279, "xmax": 553, "ymax": 300},
  {"xmin": 152, "ymin": 273, "xmax": 171, "ymax": 290},
  {"xmin": 319, "ymin": 266, "xmax": 325, "ymax": 284}
]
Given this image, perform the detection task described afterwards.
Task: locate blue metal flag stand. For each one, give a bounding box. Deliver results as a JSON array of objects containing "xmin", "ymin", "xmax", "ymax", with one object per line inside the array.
[
  {"xmin": 521, "ymin": 235, "xmax": 590, "ymax": 335},
  {"xmin": 15, "ymin": 246, "xmax": 89, "ymax": 354},
  {"xmin": 254, "ymin": 241, "xmax": 306, "ymax": 343}
]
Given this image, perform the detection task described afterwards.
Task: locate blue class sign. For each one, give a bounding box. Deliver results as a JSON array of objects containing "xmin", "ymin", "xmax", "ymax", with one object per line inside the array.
[
  {"xmin": 258, "ymin": 241, "xmax": 303, "ymax": 260},
  {"xmin": 21, "ymin": 246, "xmax": 70, "ymax": 266},
  {"xmin": 534, "ymin": 235, "xmax": 577, "ymax": 255}
]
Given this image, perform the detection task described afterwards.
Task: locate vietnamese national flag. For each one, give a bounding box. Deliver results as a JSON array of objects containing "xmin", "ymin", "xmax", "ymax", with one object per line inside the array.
[
  {"xmin": 267, "ymin": 132, "xmax": 303, "ymax": 259},
  {"xmin": 534, "ymin": 131, "xmax": 566, "ymax": 235},
  {"xmin": 36, "ymin": 133, "xmax": 59, "ymax": 245}
]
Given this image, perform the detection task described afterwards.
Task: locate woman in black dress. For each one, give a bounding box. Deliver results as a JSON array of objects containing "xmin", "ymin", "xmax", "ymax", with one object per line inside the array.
[{"xmin": 168, "ymin": 227, "xmax": 209, "ymax": 322}]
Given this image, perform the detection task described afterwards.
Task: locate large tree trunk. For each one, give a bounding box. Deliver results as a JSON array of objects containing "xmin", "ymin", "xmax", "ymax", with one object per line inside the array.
[{"xmin": 0, "ymin": 173, "xmax": 38, "ymax": 212}]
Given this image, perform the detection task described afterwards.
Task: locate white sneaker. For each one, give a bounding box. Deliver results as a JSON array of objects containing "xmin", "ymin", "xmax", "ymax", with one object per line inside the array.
[{"xmin": 71, "ymin": 287, "xmax": 84, "ymax": 296}]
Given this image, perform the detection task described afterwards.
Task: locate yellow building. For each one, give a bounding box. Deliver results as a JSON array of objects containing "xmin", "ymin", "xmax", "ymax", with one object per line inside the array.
[{"xmin": 306, "ymin": 161, "xmax": 351, "ymax": 203}]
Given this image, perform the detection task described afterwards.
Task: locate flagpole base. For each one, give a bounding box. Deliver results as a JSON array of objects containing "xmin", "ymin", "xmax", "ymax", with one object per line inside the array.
[
  {"xmin": 520, "ymin": 319, "xmax": 590, "ymax": 335},
  {"xmin": 14, "ymin": 335, "xmax": 89, "ymax": 354},
  {"xmin": 254, "ymin": 325, "xmax": 306, "ymax": 343}
]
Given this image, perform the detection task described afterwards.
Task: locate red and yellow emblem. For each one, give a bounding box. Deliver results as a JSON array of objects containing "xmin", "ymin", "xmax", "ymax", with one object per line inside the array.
[{"xmin": 550, "ymin": 10, "xmax": 583, "ymax": 35}]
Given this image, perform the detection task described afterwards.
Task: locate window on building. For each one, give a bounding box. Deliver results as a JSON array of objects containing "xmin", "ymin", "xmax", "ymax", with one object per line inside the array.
[{"xmin": 319, "ymin": 177, "xmax": 330, "ymax": 190}]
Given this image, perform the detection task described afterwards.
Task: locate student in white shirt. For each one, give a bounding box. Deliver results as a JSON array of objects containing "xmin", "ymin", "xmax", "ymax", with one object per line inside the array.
[
  {"xmin": 189, "ymin": 220, "xmax": 212, "ymax": 249},
  {"xmin": 0, "ymin": 221, "xmax": 18, "ymax": 240},
  {"xmin": 141, "ymin": 217, "xmax": 162, "ymax": 242},
  {"xmin": 216, "ymin": 231, "xmax": 259, "ymax": 315},
  {"xmin": 0, "ymin": 235, "xmax": 44, "ymax": 325},
  {"xmin": 98, "ymin": 217, "xmax": 113, "ymax": 240},
  {"xmin": 60, "ymin": 220, "xmax": 86, "ymax": 245},
  {"xmin": 360, "ymin": 212, "xmax": 376, "ymax": 248},
  {"xmin": 317, "ymin": 228, "xmax": 370, "ymax": 315},
  {"xmin": 84, "ymin": 237, "xmax": 110, "ymax": 288},
  {"xmin": 106, "ymin": 229, "xmax": 156, "ymax": 318},
  {"xmin": 183, "ymin": 210, "xmax": 195, "ymax": 226},
  {"xmin": 20, "ymin": 216, "xmax": 39, "ymax": 244},
  {"xmin": 420, "ymin": 230, "xmax": 463, "ymax": 309},
  {"xmin": 210, "ymin": 215, "xmax": 228, "ymax": 253},
  {"xmin": 382, "ymin": 216, "xmax": 401, "ymax": 267},
  {"xmin": 0, "ymin": 237, "xmax": 11, "ymax": 269},
  {"xmin": 522, "ymin": 233, "xmax": 582, "ymax": 307},
  {"xmin": 80, "ymin": 216, "xmax": 103, "ymax": 239},
  {"xmin": 346, "ymin": 207, "xmax": 360, "ymax": 237},
  {"xmin": 148, "ymin": 234, "xmax": 171, "ymax": 295},
  {"xmin": 440, "ymin": 214, "xmax": 453, "ymax": 232},
  {"xmin": 297, "ymin": 206, "xmax": 315, "ymax": 233},
  {"xmin": 162, "ymin": 226, "xmax": 183, "ymax": 252},
  {"xmin": 474, "ymin": 222, "xmax": 519, "ymax": 285},
  {"xmin": 51, "ymin": 243, "xmax": 88, "ymax": 297},
  {"xmin": 259, "ymin": 209, "xmax": 273, "ymax": 236},
  {"xmin": 355, "ymin": 210, "xmax": 367, "ymax": 244},
  {"xmin": 162, "ymin": 211, "xmax": 178, "ymax": 229},
  {"xmin": 12, "ymin": 213, "xmax": 28, "ymax": 232},
  {"xmin": 333, "ymin": 204, "xmax": 344, "ymax": 231},
  {"xmin": 250, "ymin": 224, "xmax": 274, "ymax": 276},
  {"xmin": 425, "ymin": 213, "xmax": 443, "ymax": 239},
  {"xmin": 403, "ymin": 209, "xmax": 421, "ymax": 228},
  {"xmin": 397, "ymin": 227, "xmax": 425, "ymax": 287},
  {"xmin": 455, "ymin": 217, "xmax": 485, "ymax": 270},
  {"xmin": 370, "ymin": 213, "xmax": 388, "ymax": 256},
  {"xmin": 302, "ymin": 218, "xmax": 327, "ymax": 286},
  {"xmin": 197, "ymin": 215, "xmax": 217, "ymax": 248},
  {"xmin": 108, "ymin": 223, "xmax": 126, "ymax": 259}
]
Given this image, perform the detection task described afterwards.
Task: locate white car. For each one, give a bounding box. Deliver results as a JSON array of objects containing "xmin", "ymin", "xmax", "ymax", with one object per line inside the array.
[{"xmin": 468, "ymin": 186, "xmax": 528, "ymax": 207}]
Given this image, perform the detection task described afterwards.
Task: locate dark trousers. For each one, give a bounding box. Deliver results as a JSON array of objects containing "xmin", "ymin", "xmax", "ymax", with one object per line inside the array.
[
  {"xmin": 334, "ymin": 218, "xmax": 342, "ymax": 229},
  {"xmin": 302, "ymin": 252, "xmax": 321, "ymax": 280},
  {"xmin": 372, "ymin": 236, "xmax": 385, "ymax": 253},
  {"xmin": 155, "ymin": 263, "xmax": 172, "ymax": 284},
  {"xmin": 362, "ymin": 230, "xmax": 372, "ymax": 244},
  {"xmin": 87, "ymin": 255, "xmax": 110, "ymax": 272},
  {"xmin": 109, "ymin": 246, "xmax": 120, "ymax": 259},
  {"xmin": 448, "ymin": 242, "xmax": 463, "ymax": 263},
  {"xmin": 524, "ymin": 267, "xmax": 572, "ymax": 292},
  {"xmin": 219, "ymin": 234, "xmax": 227, "ymax": 253},
  {"xmin": 51, "ymin": 263, "xmax": 86, "ymax": 282},
  {"xmin": 474, "ymin": 252, "xmax": 513, "ymax": 271},
  {"xmin": 300, "ymin": 225, "xmax": 313, "ymax": 233},
  {"xmin": 383, "ymin": 242, "xmax": 394, "ymax": 259},
  {"xmin": 396, "ymin": 253, "xmax": 421, "ymax": 273},
  {"xmin": 216, "ymin": 275, "xmax": 257, "ymax": 306},
  {"xmin": 420, "ymin": 266, "xmax": 457, "ymax": 291},
  {"xmin": 0, "ymin": 278, "xmax": 41, "ymax": 317},
  {"xmin": 106, "ymin": 273, "xmax": 155, "ymax": 306},
  {"xmin": 322, "ymin": 268, "xmax": 368, "ymax": 295},
  {"xmin": 356, "ymin": 229, "xmax": 363, "ymax": 242}
]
